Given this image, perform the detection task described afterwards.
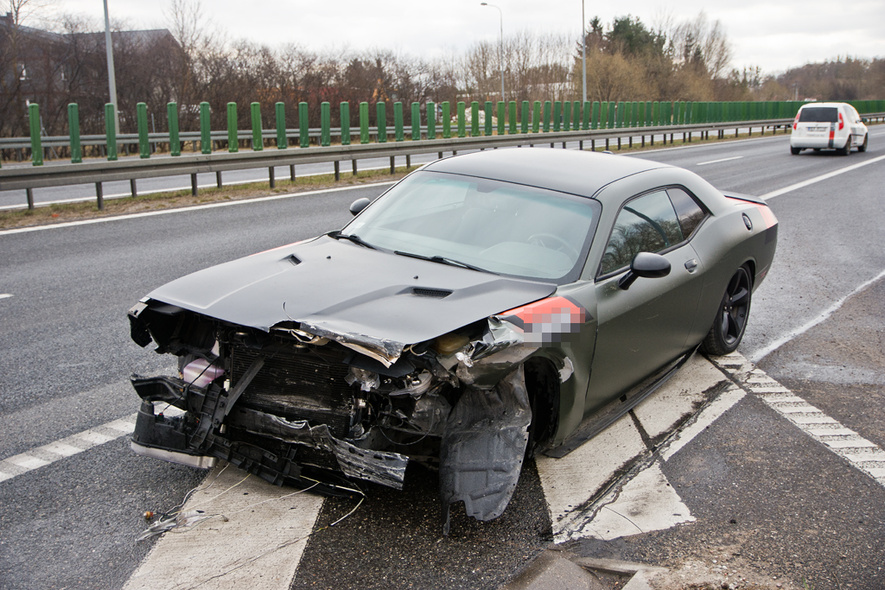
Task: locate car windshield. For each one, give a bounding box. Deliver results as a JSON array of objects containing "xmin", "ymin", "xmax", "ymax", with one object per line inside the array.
[
  {"xmin": 798, "ymin": 107, "xmax": 838, "ymax": 123},
  {"xmin": 341, "ymin": 170, "xmax": 600, "ymax": 282}
]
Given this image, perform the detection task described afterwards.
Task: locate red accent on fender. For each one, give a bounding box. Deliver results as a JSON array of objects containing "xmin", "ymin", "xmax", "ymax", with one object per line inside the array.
[{"xmin": 501, "ymin": 296, "xmax": 586, "ymax": 326}]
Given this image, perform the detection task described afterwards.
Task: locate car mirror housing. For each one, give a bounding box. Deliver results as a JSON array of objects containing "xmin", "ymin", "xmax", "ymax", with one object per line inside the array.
[
  {"xmin": 349, "ymin": 198, "xmax": 371, "ymax": 216},
  {"xmin": 618, "ymin": 252, "xmax": 671, "ymax": 290}
]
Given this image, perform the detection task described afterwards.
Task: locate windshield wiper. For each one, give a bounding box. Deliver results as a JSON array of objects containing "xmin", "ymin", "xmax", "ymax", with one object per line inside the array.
[
  {"xmin": 394, "ymin": 250, "xmax": 488, "ymax": 273},
  {"xmin": 329, "ymin": 231, "xmax": 376, "ymax": 249}
]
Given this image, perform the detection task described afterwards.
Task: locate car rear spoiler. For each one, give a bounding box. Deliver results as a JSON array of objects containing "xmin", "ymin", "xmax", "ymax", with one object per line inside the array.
[{"xmin": 723, "ymin": 191, "xmax": 768, "ymax": 206}]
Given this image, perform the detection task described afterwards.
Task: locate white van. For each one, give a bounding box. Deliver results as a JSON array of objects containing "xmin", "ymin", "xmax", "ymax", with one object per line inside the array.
[{"xmin": 790, "ymin": 102, "xmax": 869, "ymax": 155}]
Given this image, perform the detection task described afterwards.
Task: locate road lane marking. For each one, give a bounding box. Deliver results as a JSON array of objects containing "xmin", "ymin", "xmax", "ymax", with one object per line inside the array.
[
  {"xmin": 0, "ymin": 182, "xmax": 397, "ymax": 236},
  {"xmin": 710, "ymin": 356, "xmax": 885, "ymax": 488},
  {"xmin": 696, "ymin": 156, "xmax": 743, "ymax": 165},
  {"xmin": 124, "ymin": 463, "xmax": 324, "ymax": 590},
  {"xmin": 750, "ymin": 268, "xmax": 885, "ymax": 362},
  {"xmin": 0, "ymin": 413, "xmax": 137, "ymax": 483},
  {"xmin": 538, "ymin": 354, "xmax": 734, "ymax": 542},
  {"xmin": 762, "ymin": 153, "xmax": 885, "ymax": 200},
  {"xmin": 0, "ymin": 293, "xmax": 12, "ymax": 299}
]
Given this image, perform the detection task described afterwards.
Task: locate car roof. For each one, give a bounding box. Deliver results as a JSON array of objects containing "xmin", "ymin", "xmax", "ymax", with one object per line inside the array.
[
  {"xmin": 798, "ymin": 102, "xmax": 849, "ymax": 110},
  {"xmin": 421, "ymin": 148, "xmax": 672, "ymax": 200}
]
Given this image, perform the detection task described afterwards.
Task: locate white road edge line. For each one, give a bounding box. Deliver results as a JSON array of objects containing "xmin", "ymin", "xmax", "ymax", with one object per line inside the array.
[
  {"xmin": 749, "ymin": 268, "xmax": 885, "ymax": 363},
  {"xmin": 0, "ymin": 413, "xmax": 137, "ymax": 483},
  {"xmin": 696, "ymin": 156, "xmax": 744, "ymax": 166},
  {"xmin": 762, "ymin": 154, "xmax": 885, "ymax": 200},
  {"xmin": 0, "ymin": 181, "xmax": 397, "ymax": 237}
]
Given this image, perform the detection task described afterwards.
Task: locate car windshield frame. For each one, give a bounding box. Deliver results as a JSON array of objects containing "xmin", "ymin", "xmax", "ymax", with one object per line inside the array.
[{"xmin": 341, "ymin": 170, "xmax": 601, "ymax": 284}]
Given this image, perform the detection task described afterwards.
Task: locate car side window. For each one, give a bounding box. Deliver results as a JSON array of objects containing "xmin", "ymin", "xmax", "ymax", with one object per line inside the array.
[
  {"xmin": 667, "ymin": 187, "xmax": 707, "ymax": 238},
  {"xmin": 599, "ymin": 190, "xmax": 682, "ymax": 275}
]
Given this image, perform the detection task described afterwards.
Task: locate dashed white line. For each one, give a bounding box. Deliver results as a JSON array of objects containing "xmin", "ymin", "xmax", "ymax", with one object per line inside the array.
[
  {"xmin": 0, "ymin": 293, "xmax": 12, "ymax": 300},
  {"xmin": 710, "ymin": 357, "xmax": 885, "ymax": 488},
  {"xmin": 0, "ymin": 413, "xmax": 137, "ymax": 483},
  {"xmin": 761, "ymin": 153, "xmax": 885, "ymax": 200},
  {"xmin": 696, "ymin": 156, "xmax": 743, "ymax": 165}
]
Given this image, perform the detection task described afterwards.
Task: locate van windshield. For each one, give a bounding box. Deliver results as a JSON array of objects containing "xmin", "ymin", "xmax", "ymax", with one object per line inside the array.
[{"xmin": 798, "ymin": 107, "xmax": 838, "ymax": 123}]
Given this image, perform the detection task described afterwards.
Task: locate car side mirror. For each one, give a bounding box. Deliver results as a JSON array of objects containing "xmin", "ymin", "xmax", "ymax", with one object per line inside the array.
[
  {"xmin": 349, "ymin": 198, "xmax": 371, "ymax": 216},
  {"xmin": 618, "ymin": 252, "xmax": 671, "ymax": 290}
]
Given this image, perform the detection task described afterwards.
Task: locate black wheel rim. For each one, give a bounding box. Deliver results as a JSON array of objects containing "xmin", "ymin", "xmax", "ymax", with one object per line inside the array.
[{"xmin": 719, "ymin": 268, "xmax": 751, "ymax": 346}]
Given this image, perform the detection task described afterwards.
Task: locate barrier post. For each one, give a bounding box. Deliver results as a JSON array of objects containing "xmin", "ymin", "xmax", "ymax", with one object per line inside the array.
[
  {"xmin": 394, "ymin": 102, "xmax": 404, "ymax": 141},
  {"xmin": 470, "ymin": 101, "xmax": 479, "ymax": 136},
  {"xmin": 28, "ymin": 103, "xmax": 43, "ymax": 166},
  {"xmin": 226, "ymin": 102, "xmax": 238, "ymax": 152},
  {"xmin": 509, "ymin": 101, "xmax": 517, "ymax": 134},
  {"xmin": 411, "ymin": 102, "xmax": 420, "ymax": 140},
  {"xmin": 299, "ymin": 102, "xmax": 309, "ymax": 147},
  {"xmin": 521, "ymin": 101, "xmax": 529, "ymax": 134},
  {"xmin": 137, "ymin": 102, "xmax": 150, "ymax": 158},
  {"xmin": 376, "ymin": 102, "xmax": 387, "ymax": 142},
  {"xmin": 532, "ymin": 101, "xmax": 541, "ymax": 133},
  {"xmin": 168, "ymin": 102, "xmax": 181, "ymax": 156},
  {"xmin": 360, "ymin": 102, "xmax": 370, "ymax": 144},
  {"xmin": 250, "ymin": 102, "xmax": 263, "ymax": 150},
  {"xmin": 321, "ymin": 102, "xmax": 331, "ymax": 146},
  {"xmin": 68, "ymin": 103, "xmax": 82, "ymax": 163},
  {"xmin": 275, "ymin": 102, "xmax": 286, "ymax": 148},
  {"xmin": 543, "ymin": 101, "xmax": 551, "ymax": 132},
  {"xmin": 105, "ymin": 103, "xmax": 118, "ymax": 161},
  {"xmin": 458, "ymin": 101, "xmax": 467, "ymax": 138},
  {"xmin": 200, "ymin": 102, "xmax": 211, "ymax": 154},
  {"xmin": 484, "ymin": 101, "xmax": 493, "ymax": 136},
  {"xmin": 497, "ymin": 101, "xmax": 505, "ymax": 135},
  {"xmin": 553, "ymin": 101, "xmax": 562, "ymax": 132},
  {"xmin": 562, "ymin": 101, "xmax": 571, "ymax": 131},
  {"xmin": 442, "ymin": 101, "xmax": 451, "ymax": 139},
  {"xmin": 340, "ymin": 102, "xmax": 351, "ymax": 145},
  {"xmin": 427, "ymin": 101, "xmax": 436, "ymax": 139}
]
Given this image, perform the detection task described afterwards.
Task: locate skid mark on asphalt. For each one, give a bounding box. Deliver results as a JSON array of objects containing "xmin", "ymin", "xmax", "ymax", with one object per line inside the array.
[
  {"xmin": 0, "ymin": 414, "xmax": 137, "ymax": 482},
  {"xmin": 544, "ymin": 351, "xmax": 885, "ymax": 543}
]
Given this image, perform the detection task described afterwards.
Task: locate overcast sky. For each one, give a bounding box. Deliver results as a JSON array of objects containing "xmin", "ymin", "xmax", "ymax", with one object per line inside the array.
[{"xmin": 45, "ymin": 0, "xmax": 885, "ymax": 75}]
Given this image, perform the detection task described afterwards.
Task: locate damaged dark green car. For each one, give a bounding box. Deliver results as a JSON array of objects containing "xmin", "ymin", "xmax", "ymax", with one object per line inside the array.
[{"xmin": 128, "ymin": 149, "xmax": 777, "ymax": 529}]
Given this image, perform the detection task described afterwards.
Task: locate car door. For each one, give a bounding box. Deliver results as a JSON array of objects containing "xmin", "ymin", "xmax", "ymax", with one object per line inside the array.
[{"xmin": 583, "ymin": 188, "xmax": 706, "ymax": 413}]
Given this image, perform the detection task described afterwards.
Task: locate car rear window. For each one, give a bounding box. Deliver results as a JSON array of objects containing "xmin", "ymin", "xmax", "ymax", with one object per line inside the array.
[{"xmin": 798, "ymin": 107, "xmax": 838, "ymax": 123}]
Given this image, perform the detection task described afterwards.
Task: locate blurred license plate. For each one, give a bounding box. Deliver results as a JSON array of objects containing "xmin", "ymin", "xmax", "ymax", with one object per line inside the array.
[{"xmin": 809, "ymin": 126, "xmax": 828, "ymax": 132}]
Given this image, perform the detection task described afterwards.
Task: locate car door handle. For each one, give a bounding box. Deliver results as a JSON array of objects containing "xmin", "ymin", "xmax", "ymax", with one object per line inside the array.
[{"xmin": 684, "ymin": 259, "xmax": 698, "ymax": 273}]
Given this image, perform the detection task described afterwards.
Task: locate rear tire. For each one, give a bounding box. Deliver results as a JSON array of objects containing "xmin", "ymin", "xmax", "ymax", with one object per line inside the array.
[
  {"xmin": 858, "ymin": 134, "xmax": 868, "ymax": 153},
  {"xmin": 700, "ymin": 265, "xmax": 753, "ymax": 356},
  {"xmin": 839, "ymin": 139, "xmax": 851, "ymax": 155},
  {"xmin": 790, "ymin": 147, "xmax": 801, "ymax": 155}
]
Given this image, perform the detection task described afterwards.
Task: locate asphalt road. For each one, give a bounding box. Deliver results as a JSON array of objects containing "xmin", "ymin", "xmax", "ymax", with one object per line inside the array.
[{"xmin": 1, "ymin": 128, "xmax": 883, "ymax": 589}]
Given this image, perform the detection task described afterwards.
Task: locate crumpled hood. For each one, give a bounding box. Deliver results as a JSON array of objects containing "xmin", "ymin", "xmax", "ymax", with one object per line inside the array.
[{"xmin": 146, "ymin": 236, "xmax": 555, "ymax": 350}]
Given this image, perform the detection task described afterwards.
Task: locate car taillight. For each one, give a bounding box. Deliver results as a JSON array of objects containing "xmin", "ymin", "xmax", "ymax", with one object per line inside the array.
[
  {"xmin": 838, "ymin": 112, "xmax": 844, "ymax": 130},
  {"xmin": 792, "ymin": 114, "xmax": 799, "ymax": 131}
]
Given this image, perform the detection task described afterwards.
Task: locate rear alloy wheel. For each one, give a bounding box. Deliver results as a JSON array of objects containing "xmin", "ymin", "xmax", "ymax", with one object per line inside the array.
[
  {"xmin": 858, "ymin": 134, "xmax": 868, "ymax": 153},
  {"xmin": 701, "ymin": 265, "xmax": 752, "ymax": 356},
  {"xmin": 839, "ymin": 139, "xmax": 851, "ymax": 156}
]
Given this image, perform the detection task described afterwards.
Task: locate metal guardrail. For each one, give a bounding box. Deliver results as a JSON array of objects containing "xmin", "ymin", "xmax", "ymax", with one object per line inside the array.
[{"xmin": 0, "ymin": 117, "xmax": 859, "ymax": 209}]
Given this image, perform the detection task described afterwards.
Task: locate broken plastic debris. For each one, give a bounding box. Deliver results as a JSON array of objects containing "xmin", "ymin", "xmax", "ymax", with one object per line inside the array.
[{"xmin": 137, "ymin": 509, "xmax": 216, "ymax": 541}]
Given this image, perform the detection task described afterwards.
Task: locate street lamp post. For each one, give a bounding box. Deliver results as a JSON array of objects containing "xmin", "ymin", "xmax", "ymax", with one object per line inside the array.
[
  {"xmin": 103, "ymin": 0, "xmax": 119, "ymax": 134},
  {"xmin": 581, "ymin": 0, "xmax": 587, "ymax": 103},
  {"xmin": 480, "ymin": 2, "xmax": 505, "ymax": 102}
]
